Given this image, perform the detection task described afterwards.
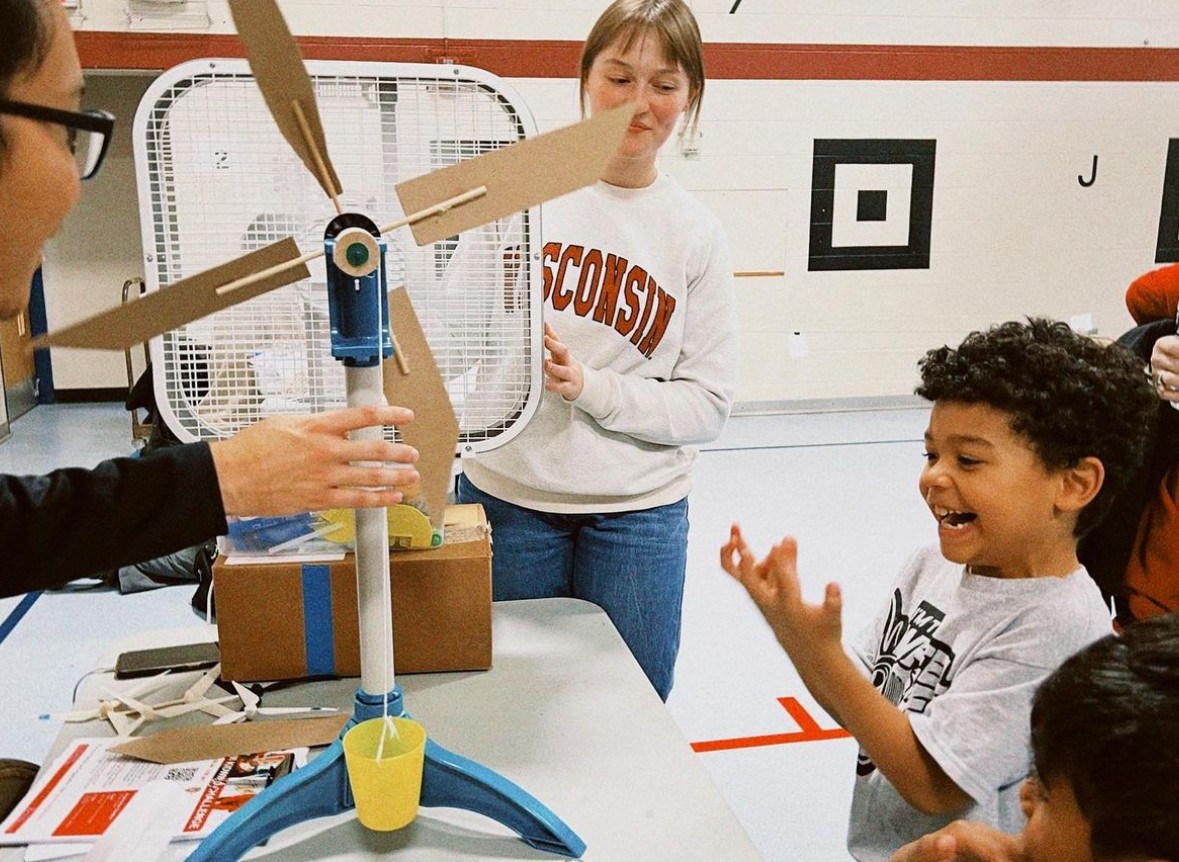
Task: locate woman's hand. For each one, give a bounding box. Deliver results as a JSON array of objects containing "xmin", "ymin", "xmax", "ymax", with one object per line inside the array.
[
  {"xmin": 210, "ymin": 405, "xmax": 419, "ymax": 516},
  {"xmin": 1150, "ymin": 333, "xmax": 1179, "ymax": 404},
  {"xmin": 543, "ymin": 322, "xmax": 585, "ymax": 401}
]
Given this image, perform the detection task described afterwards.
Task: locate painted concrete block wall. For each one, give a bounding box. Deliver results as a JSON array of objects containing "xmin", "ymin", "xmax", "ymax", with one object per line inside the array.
[
  {"xmin": 46, "ymin": 1, "xmax": 1179, "ymax": 405},
  {"xmin": 659, "ymin": 79, "xmax": 1177, "ymax": 402}
]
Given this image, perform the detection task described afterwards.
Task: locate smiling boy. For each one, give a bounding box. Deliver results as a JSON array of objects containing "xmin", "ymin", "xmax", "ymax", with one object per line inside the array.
[{"xmin": 721, "ymin": 319, "xmax": 1157, "ymax": 861}]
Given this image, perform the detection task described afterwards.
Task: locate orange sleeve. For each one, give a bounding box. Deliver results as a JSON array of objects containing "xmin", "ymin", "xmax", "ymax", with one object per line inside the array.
[{"xmin": 1126, "ymin": 263, "xmax": 1179, "ymax": 324}]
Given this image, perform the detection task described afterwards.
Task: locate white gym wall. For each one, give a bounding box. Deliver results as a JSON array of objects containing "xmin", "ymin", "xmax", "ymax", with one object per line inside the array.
[{"xmin": 47, "ymin": 1, "xmax": 1179, "ymax": 404}]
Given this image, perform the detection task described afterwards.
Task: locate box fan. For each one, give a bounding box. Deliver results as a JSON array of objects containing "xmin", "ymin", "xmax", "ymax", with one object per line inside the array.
[{"xmin": 134, "ymin": 60, "xmax": 541, "ymax": 455}]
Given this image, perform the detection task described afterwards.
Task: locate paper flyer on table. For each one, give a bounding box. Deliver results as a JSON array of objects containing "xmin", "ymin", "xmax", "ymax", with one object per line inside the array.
[{"xmin": 0, "ymin": 737, "xmax": 304, "ymax": 847}]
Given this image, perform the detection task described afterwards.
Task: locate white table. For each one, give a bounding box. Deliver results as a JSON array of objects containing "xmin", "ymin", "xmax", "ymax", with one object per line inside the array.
[{"xmin": 3, "ymin": 598, "xmax": 760, "ymax": 861}]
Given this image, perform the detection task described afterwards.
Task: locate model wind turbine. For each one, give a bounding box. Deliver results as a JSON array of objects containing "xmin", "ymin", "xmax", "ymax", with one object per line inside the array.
[{"xmin": 35, "ymin": 0, "xmax": 633, "ymax": 857}]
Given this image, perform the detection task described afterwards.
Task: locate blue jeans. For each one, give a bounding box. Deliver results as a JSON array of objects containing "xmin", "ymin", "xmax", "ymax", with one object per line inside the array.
[{"xmin": 457, "ymin": 474, "xmax": 688, "ymax": 701}]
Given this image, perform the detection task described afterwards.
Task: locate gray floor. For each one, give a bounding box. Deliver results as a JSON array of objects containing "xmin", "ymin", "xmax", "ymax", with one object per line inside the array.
[
  {"xmin": 0, "ymin": 403, "xmax": 208, "ymax": 771},
  {"xmin": 0, "ymin": 401, "xmax": 934, "ymax": 861}
]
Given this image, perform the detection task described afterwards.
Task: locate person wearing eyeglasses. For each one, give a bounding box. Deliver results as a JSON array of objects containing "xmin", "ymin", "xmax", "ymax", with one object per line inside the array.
[
  {"xmin": 0, "ymin": 0, "xmax": 427, "ymax": 817},
  {"xmin": 0, "ymin": 2, "xmax": 424, "ymax": 594},
  {"xmin": 0, "ymin": 99, "xmax": 111, "ymax": 177},
  {"xmin": 0, "ymin": 10, "xmax": 106, "ymax": 319}
]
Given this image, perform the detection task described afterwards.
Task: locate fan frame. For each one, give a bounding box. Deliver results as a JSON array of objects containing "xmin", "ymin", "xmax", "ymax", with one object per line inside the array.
[{"xmin": 132, "ymin": 58, "xmax": 545, "ymax": 457}]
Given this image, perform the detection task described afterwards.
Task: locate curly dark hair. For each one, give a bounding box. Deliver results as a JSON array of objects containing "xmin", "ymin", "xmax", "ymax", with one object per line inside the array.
[
  {"xmin": 915, "ymin": 317, "xmax": 1156, "ymax": 536},
  {"xmin": 0, "ymin": 0, "xmax": 56, "ymax": 160},
  {"xmin": 1030, "ymin": 614, "xmax": 1179, "ymax": 859}
]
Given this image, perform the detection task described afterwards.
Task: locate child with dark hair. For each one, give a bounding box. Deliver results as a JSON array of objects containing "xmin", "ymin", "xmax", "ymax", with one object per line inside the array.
[
  {"xmin": 893, "ymin": 613, "xmax": 1179, "ymax": 862},
  {"xmin": 721, "ymin": 318, "xmax": 1157, "ymax": 861}
]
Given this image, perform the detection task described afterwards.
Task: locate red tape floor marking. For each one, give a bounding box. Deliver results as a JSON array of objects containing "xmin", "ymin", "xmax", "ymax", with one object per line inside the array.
[{"xmin": 691, "ymin": 696, "xmax": 851, "ymax": 753}]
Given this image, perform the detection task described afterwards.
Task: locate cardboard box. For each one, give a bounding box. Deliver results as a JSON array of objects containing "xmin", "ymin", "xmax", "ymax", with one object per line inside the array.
[{"xmin": 214, "ymin": 504, "xmax": 491, "ymax": 681}]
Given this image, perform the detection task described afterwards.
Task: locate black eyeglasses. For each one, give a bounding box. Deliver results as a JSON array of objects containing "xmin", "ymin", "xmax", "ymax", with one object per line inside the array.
[{"xmin": 0, "ymin": 99, "xmax": 115, "ymax": 180}]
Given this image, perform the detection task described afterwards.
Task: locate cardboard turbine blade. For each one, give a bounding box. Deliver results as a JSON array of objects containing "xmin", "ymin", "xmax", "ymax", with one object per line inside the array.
[
  {"xmin": 384, "ymin": 287, "xmax": 460, "ymax": 530},
  {"xmin": 395, "ymin": 103, "xmax": 635, "ymax": 246},
  {"xmin": 33, "ymin": 239, "xmax": 309, "ymax": 351},
  {"xmin": 228, "ymin": 0, "xmax": 342, "ymax": 201}
]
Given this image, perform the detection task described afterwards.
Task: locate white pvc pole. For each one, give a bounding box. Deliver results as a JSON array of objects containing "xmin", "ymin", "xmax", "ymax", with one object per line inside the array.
[{"xmin": 345, "ymin": 364, "xmax": 395, "ymax": 696}]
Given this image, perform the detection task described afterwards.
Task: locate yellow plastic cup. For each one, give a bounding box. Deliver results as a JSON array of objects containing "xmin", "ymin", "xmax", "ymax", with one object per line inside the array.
[{"xmin": 343, "ymin": 716, "xmax": 428, "ymax": 831}]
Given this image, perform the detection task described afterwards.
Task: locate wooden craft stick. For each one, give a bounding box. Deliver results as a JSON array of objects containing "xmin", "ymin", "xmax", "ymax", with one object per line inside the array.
[
  {"xmin": 218, "ymin": 189, "xmax": 491, "ymax": 298},
  {"xmin": 215, "ymin": 247, "xmax": 324, "ymax": 296},
  {"xmin": 390, "ymin": 330, "xmax": 410, "ymax": 375},
  {"xmin": 378, "ymin": 186, "xmax": 488, "ymax": 235},
  {"xmin": 292, "ymin": 100, "xmax": 344, "ymax": 215}
]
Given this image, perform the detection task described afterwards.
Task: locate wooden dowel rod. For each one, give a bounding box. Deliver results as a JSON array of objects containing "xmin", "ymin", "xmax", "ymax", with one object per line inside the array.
[
  {"xmin": 215, "ymin": 248, "xmax": 323, "ymax": 296},
  {"xmin": 217, "ymin": 187, "xmax": 488, "ymax": 298},
  {"xmin": 292, "ymin": 99, "xmax": 344, "ymax": 215},
  {"xmin": 378, "ymin": 186, "xmax": 488, "ymax": 235}
]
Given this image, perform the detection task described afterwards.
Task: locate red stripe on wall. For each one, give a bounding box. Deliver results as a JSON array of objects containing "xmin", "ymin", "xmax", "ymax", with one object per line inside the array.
[
  {"xmin": 74, "ymin": 33, "xmax": 585, "ymax": 77},
  {"xmin": 703, "ymin": 43, "xmax": 1179, "ymax": 81},
  {"xmin": 76, "ymin": 33, "xmax": 1179, "ymax": 82}
]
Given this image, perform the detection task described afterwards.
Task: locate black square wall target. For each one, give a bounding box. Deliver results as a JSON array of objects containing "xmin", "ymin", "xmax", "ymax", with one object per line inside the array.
[
  {"xmin": 857, "ymin": 189, "xmax": 888, "ymax": 222},
  {"xmin": 809, "ymin": 139, "xmax": 936, "ymax": 271}
]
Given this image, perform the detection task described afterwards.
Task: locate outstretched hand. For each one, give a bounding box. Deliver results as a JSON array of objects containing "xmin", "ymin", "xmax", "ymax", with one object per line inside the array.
[
  {"xmin": 210, "ymin": 405, "xmax": 420, "ymax": 517},
  {"xmin": 891, "ymin": 820, "xmax": 1029, "ymax": 861},
  {"xmin": 543, "ymin": 322, "xmax": 585, "ymax": 401},
  {"xmin": 720, "ymin": 523, "xmax": 843, "ymax": 659}
]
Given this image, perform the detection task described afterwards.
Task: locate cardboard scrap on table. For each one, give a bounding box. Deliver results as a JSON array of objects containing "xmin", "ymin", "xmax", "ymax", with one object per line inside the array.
[{"xmin": 111, "ymin": 714, "xmax": 349, "ymax": 764}]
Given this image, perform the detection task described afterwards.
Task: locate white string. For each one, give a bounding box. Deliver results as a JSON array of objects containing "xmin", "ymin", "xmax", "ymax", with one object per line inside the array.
[{"xmin": 373, "ymin": 240, "xmax": 398, "ymax": 759}]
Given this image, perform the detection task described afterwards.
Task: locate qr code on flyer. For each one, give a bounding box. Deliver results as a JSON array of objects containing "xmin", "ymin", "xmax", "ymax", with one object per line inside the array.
[{"xmin": 164, "ymin": 766, "xmax": 199, "ymax": 782}]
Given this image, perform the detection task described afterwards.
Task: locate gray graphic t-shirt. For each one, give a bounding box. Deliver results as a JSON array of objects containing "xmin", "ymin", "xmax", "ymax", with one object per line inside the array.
[{"xmin": 846, "ymin": 545, "xmax": 1111, "ymax": 861}]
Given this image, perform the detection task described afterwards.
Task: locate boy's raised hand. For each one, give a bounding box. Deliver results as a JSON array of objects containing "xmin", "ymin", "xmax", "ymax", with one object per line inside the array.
[{"xmin": 720, "ymin": 523, "xmax": 843, "ymax": 659}]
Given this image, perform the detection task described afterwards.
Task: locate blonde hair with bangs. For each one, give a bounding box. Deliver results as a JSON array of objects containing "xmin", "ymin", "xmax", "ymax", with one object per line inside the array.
[{"xmin": 578, "ymin": 0, "xmax": 705, "ymax": 138}]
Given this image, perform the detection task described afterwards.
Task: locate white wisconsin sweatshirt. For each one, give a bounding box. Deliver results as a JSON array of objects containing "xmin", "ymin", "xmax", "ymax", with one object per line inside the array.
[{"xmin": 462, "ymin": 174, "xmax": 738, "ymax": 513}]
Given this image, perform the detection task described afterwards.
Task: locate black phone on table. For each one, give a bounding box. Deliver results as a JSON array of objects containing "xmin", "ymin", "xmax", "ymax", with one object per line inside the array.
[{"xmin": 114, "ymin": 641, "xmax": 220, "ymax": 679}]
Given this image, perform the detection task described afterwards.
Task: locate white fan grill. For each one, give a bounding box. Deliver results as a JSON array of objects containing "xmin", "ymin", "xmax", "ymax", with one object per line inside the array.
[{"xmin": 133, "ymin": 60, "xmax": 543, "ymax": 453}]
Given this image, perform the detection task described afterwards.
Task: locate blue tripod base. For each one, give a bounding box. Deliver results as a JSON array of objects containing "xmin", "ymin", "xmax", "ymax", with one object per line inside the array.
[{"xmin": 185, "ymin": 686, "xmax": 585, "ymax": 861}]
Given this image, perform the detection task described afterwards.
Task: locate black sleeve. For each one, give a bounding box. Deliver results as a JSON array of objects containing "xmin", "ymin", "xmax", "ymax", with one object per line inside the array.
[
  {"xmin": 0, "ymin": 442, "xmax": 228, "ymax": 597},
  {"xmin": 1079, "ymin": 319, "xmax": 1179, "ymax": 601}
]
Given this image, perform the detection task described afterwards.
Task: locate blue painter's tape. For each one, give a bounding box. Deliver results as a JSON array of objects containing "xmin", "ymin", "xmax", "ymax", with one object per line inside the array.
[
  {"xmin": 0, "ymin": 591, "xmax": 41, "ymax": 647},
  {"xmin": 301, "ymin": 565, "xmax": 335, "ymax": 676}
]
